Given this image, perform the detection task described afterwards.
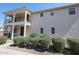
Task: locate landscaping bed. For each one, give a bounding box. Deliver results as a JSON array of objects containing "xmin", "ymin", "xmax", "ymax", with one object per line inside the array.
[
  {"xmin": 5, "ymin": 45, "xmax": 63, "ymax": 55},
  {"xmin": 0, "ymin": 36, "xmax": 7, "ymax": 45},
  {"xmin": 4, "ymin": 33, "xmax": 79, "ymax": 55}
]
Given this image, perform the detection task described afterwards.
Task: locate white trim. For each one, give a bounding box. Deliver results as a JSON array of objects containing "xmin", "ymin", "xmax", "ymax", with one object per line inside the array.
[
  {"xmin": 24, "ymin": 11, "xmax": 27, "ymax": 37},
  {"xmin": 11, "ymin": 13, "xmax": 15, "ymax": 39}
]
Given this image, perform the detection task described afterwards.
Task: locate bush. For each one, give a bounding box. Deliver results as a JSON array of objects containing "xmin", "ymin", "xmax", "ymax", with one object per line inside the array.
[
  {"xmin": 29, "ymin": 37, "xmax": 40, "ymax": 48},
  {"xmin": 52, "ymin": 38, "xmax": 65, "ymax": 53},
  {"xmin": 67, "ymin": 38, "xmax": 79, "ymax": 54},
  {"xmin": 25, "ymin": 33, "xmax": 52, "ymax": 50},
  {"xmin": 13, "ymin": 33, "xmax": 53, "ymax": 51},
  {"xmin": 0, "ymin": 36, "xmax": 7, "ymax": 45},
  {"xmin": 4, "ymin": 32, "xmax": 11, "ymax": 38},
  {"xmin": 39, "ymin": 33, "xmax": 52, "ymax": 50},
  {"xmin": 13, "ymin": 36, "xmax": 25, "ymax": 47},
  {"xmin": 29, "ymin": 33, "xmax": 38, "ymax": 38},
  {"xmin": 24, "ymin": 37, "xmax": 32, "ymax": 47}
]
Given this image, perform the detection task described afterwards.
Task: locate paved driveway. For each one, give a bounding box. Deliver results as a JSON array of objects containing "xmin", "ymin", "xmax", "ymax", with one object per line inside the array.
[{"xmin": 0, "ymin": 47, "xmax": 35, "ymax": 55}]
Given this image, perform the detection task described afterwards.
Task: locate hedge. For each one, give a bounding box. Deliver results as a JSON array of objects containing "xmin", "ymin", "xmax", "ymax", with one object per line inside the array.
[
  {"xmin": 67, "ymin": 38, "xmax": 79, "ymax": 54},
  {"xmin": 4, "ymin": 32, "xmax": 11, "ymax": 38},
  {"xmin": 13, "ymin": 36, "xmax": 25, "ymax": 47},
  {"xmin": 29, "ymin": 33, "xmax": 38, "ymax": 38},
  {"xmin": 38, "ymin": 33, "xmax": 52, "ymax": 50},
  {"xmin": 29, "ymin": 37, "xmax": 40, "ymax": 48},
  {"xmin": 12, "ymin": 33, "xmax": 79, "ymax": 54},
  {"xmin": 0, "ymin": 36, "xmax": 7, "ymax": 45},
  {"xmin": 24, "ymin": 37, "xmax": 32, "ymax": 47},
  {"xmin": 52, "ymin": 38, "xmax": 65, "ymax": 53},
  {"xmin": 13, "ymin": 33, "xmax": 52, "ymax": 50}
]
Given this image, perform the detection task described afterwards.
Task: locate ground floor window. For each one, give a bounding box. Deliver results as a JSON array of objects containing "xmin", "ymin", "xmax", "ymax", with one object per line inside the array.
[
  {"xmin": 14, "ymin": 28, "xmax": 17, "ymax": 33},
  {"xmin": 51, "ymin": 27, "xmax": 55, "ymax": 34},
  {"xmin": 40, "ymin": 27, "xmax": 43, "ymax": 34}
]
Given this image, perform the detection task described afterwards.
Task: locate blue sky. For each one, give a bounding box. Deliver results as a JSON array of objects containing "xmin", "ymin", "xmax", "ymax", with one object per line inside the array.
[{"xmin": 0, "ymin": 3, "xmax": 72, "ymax": 25}]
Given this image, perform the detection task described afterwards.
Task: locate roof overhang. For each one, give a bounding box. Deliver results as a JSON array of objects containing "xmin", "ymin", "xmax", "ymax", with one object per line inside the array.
[{"xmin": 3, "ymin": 7, "xmax": 32, "ymax": 15}]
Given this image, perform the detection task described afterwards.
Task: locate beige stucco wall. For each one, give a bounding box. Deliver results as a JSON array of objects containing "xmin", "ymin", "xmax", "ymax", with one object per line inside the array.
[
  {"xmin": 31, "ymin": 7, "xmax": 79, "ymax": 38},
  {"xmin": 64, "ymin": 18, "xmax": 79, "ymax": 38}
]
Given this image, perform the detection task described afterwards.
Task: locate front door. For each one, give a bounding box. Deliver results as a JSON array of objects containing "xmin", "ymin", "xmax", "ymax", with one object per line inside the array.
[{"xmin": 20, "ymin": 27, "xmax": 24, "ymax": 36}]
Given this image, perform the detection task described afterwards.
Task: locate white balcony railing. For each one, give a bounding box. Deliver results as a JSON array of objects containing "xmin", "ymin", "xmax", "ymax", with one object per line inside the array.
[
  {"xmin": 15, "ymin": 18, "xmax": 24, "ymax": 22},
  {"xmin": 4, "ymin": 19, "xmax": 31, "ymax": 26}
]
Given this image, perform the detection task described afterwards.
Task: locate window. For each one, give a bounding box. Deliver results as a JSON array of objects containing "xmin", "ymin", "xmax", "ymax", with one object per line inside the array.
[
  {"xmin": 50, "ymin": 11, "xmax": 54, "ymax": 16},
  {"xmin": 69, "ymin": 8, "xmax": 75, "ymax": 15},
  {"xmin": 27, "ymin": 19, "xmax": 29, "ymax": 22},
  {"xmin": 51, "ymin": 27, "xmax": 55, "ymax": 34},
  {"xmin": 27, "ymin": 14, "xmax": 29, "ymax": 22},
  {"xmin": 14, "ymin": 28, "xmax": 17, "ymax": 33},
  {"xmin": 40, "ymin": 27, "xmax": 43, "ymax": 33},
  {"xmin": 40, "ymin": 13, "xmax": 43, "ymax": 17}
]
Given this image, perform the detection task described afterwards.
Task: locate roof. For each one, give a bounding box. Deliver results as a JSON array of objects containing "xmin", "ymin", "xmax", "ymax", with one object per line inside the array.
[
  {"xmin": 32, "ymin": 3, "xmax": 79, "ymax": 14},
  {"xmin": 3, "ymin": 7, "xmax": 32, "ymax": 15}
]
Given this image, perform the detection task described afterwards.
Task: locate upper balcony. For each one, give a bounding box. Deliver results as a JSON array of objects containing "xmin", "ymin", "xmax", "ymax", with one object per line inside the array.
[
  {"xmin": 3, "ymin": 7, "xmax": 31, "ymax": 26},
  {"xmin": 4, "ymin": 17, "xmax": 31, "ymax": 26}
]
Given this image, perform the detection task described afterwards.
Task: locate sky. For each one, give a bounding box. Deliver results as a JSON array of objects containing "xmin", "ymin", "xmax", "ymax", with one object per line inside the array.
[{"xmin": 0, "ymin": 3, "xmax": 73, "ymax": 25}]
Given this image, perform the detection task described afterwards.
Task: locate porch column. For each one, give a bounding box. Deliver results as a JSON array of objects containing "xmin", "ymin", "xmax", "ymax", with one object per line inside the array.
[
  {"xmin": 24, "ymin": 11, "xmax": 27, "ymax": 37},
  {"xmin": 11, "ymin": 13, "xmax": 15, "ymax": 39}
]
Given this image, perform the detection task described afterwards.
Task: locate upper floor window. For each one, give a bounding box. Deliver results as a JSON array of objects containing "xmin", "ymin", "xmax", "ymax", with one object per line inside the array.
[
  {"xmin": 51, "ymin": 27, "xmax": 55, "ymax": 34},
  {"xmin": 40, "ymin": 13, "xmax": 43, "ymax": 17},
  {"xmin": 69, "ymin": 8, "xmax": 75, "ymax": 15},
  {"xmin": 50, "ymin": 11, "xmax": 54, "ymax": 16},
  {"xmin": 40, "ymin": 27, "xmax": 43, "ymax": 33},
  {"xmin": 27, "ymin": 15, "xmax": 30, "ymax": 22},
  {"xmin": 27, "ymin": 14, "xmax": 30, "ymax": 21}
]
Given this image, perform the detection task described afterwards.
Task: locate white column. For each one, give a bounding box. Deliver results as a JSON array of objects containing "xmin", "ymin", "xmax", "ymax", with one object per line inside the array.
[
  {"xmin": 24, "ymin": 11, "xmax": 27, "ymax": 37},
  {"xmin": 11, "ymin": 13, "xmax": 15, "ymax": 39},
  {"xmin": 24, "ymin": 24, "xmax": 26, "ymax": 37}
]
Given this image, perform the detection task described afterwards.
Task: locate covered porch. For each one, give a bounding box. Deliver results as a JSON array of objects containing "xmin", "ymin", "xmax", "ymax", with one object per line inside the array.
[
  {"xmin": 4, "ymin": 25, "xmax": 31, "ymax": 39},
  {"xmin": 3, "ymin": 8, "xmax": 32, "ymax": 39},
  {"xmin": 13, "ymin": 25, "xmax": 31, "ymax": 37}
]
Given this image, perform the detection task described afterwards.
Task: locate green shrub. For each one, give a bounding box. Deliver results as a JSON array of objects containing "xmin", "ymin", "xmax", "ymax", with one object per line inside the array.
[
  {"xmin": 29, "ymin": 37, "xmax": 40, "ymax": 48},
  {"xmin": 13, "ymin": 36, "xmax": 25, "ymax": 47},
  {"xmin": 4, "ymin": 32, "xmax": 11, "ymax": 38},
  {"xmin": 13, "ymin": 33, "xmax": 52, "ymax": 50},
  {"xmin": 67, "ymin": 38, "xmax": 79, "ymax": 54},
  {"xmin": 39, "ymin": 33, "xmax": 52, "ymax": 50},
  {"xmin": 0, "ymin": 36, "xmax": 7, "ymax": 45},
  {"xmin": 26, "ymin": 33, "xmax": 52, "ymax": 49},
  {"xmin": 24, "ymin": 37, "xmax": 32, "ymax": 47},
  {"xmin": 29, "ymin": 33, "xmax": 38, "ymax": 37},
  {"xmin": 52, "ymin": 38, "xmax": 65, "ymax": 53}
]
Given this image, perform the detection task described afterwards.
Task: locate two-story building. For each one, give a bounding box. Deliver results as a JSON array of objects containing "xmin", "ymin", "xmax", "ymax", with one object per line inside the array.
[{"xmin": 3, "ymin": 3, "xmax": 79, "ymax": 39}]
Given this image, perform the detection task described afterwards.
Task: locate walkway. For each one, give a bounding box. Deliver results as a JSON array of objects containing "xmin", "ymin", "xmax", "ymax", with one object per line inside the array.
[
  {"xmin": 0, "ymin": 47, "xmax": 35, "ymax": 55},
  {"xmin": 0, "ymin": 40, "xmax": 35, "ymax": 55}
]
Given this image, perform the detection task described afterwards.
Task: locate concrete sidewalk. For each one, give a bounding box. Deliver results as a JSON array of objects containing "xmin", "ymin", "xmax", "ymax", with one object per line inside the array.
[
  {"xmin": 0, "ymin": 47, "xmax": 35, "ymax": 55},
  {"xmin": 0, "ymin": 40, "xmax": 35, "ymax": 55},
  {"xmin": 0, "ymin": 40, "xmax": 13, "ymax": 48}
]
